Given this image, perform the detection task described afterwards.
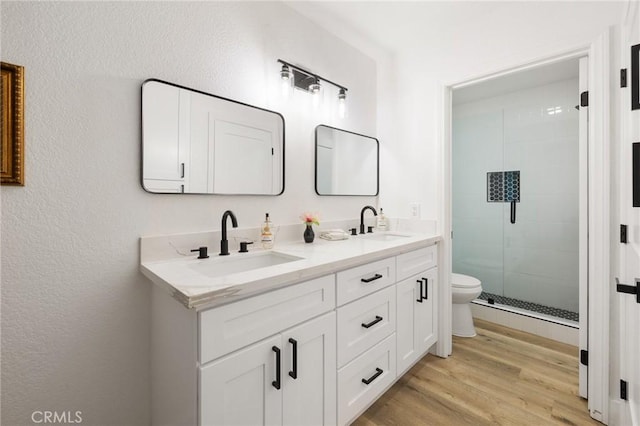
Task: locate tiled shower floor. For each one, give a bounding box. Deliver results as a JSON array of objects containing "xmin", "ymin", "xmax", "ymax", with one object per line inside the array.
[{"xmin": 477, "ymin": 291, "xmax": 579, "ymax": 322}]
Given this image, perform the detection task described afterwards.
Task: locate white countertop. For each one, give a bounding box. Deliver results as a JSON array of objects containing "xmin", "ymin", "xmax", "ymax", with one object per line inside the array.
[{"xmin": 141, "ymin": 232, "xmax": 441, "ymax": 310}]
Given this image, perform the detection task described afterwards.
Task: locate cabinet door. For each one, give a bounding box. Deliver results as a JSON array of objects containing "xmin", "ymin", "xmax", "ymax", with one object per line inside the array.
[
  {"xmin": 396, "ymin": 268, "xmax": 438, "ymax": 375},
  {"xmin": 199, "ymin": 335, "xmax": 282, "ymax": 426},
  {"xmin": 283, "ymin": 312, "xmax": 337, "ymax": 426},
  {"xmin": 396, "ymin": 274, "xmax": 421, "ymax": 374},
  {"xmin": 142, "ymin": 81, "xmax": 188, "ymax": 182},
  {"xmin": 416, "ymin": 267, "xmax": 437, "ymax": 354}
]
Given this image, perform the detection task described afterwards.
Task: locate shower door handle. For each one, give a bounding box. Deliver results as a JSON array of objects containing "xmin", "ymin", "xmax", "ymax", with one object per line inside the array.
[{"xmin": 510, "ymin": 201, "xmax": 516, "ymax": 224}]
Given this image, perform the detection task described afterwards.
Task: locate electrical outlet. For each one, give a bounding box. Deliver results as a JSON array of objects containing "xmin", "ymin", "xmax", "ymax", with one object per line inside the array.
[{"xmin": 409, "ymin": 203, "xmax": 420, "ymax": 218}]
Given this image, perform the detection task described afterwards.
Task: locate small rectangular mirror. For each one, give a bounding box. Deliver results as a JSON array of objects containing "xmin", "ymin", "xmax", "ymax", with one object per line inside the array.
[
  {"xmin": 142, "ymin": 79, "xmax": 284, "ymax": 195},
  {"xmin": 315, "ymin": 125, "xmax": 379, "ymax": 196}
]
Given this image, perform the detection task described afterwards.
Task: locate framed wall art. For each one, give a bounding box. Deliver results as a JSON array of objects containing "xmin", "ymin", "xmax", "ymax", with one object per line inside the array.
[{"xmin": 1, "ymin": 61, "xmax": 25, "ymax": 185}]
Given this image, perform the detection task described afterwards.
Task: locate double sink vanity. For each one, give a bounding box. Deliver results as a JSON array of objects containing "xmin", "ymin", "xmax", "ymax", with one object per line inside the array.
[
  {"xmin": 141, "ymin": 222, "xmax": 441, "ymax": 426},
  {"xmin": 140, "ymin": 76, "xmax": 440, "ymax": 426}
]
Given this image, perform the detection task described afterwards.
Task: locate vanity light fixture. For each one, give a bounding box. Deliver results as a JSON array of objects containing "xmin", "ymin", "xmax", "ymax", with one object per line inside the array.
[{"xmin": 277, "ymin": 59, "xmax": 348, "ymax": 116}]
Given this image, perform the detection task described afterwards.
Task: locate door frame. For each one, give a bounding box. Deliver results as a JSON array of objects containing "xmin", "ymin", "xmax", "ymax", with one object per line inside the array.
[
  {"xmin": 611, "ymin": 3, "xmax": 640, "ymax": 424},
  {"xmin": 438, "ymin": 31, "xmax": 612, "ymax": 423}
]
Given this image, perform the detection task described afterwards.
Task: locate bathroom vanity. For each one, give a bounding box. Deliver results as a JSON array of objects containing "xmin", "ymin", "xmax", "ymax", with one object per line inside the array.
[{"xmin": 141, "ymin": 231, "xmax": 440, "ymax": 426}]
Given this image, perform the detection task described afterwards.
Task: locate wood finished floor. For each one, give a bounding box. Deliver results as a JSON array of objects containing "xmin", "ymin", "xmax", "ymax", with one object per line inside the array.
[{"xmin": 353, "ymin": 319, "xmax": 600, "ymax": 426}]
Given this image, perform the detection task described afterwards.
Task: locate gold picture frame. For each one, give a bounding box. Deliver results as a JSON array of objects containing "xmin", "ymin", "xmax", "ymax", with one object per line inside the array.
[{"xmin": 1, "ymin": 61, "xmax": 25, "ymax": 185}]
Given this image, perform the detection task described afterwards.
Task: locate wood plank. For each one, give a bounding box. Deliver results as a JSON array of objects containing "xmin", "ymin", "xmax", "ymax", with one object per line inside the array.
[{"xmin": 353, "ymin": 320, "xmax": 600, "ymax": 426}]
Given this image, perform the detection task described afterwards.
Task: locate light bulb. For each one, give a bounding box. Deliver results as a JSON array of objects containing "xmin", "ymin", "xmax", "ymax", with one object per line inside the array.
[
  {"xmin": 280, "ymin": 64, "xmax": 292, "ymax": 99},
  {"xmin": 309, "ymin": 81, "xmax": 322, "ymax": 108},
  {"xmin": 338, "ymin": 88, "xmax": 347, "ymax": 118},
  {"xmin": 280, "ymin": 64, "xmax": 291, "ymax": 81}
]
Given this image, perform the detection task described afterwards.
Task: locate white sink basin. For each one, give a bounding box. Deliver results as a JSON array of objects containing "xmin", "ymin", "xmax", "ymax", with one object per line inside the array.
[
  {"xmin": 357, "ymin": 232, "xmax": 411, "ymax": 242},
  {"xmin": 188, "ymin": 251, "xmax": 304, "ymax": 279}
]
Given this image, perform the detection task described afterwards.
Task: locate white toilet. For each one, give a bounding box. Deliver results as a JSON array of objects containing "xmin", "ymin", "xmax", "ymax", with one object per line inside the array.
[{"xmin": 451, "ymin": 273, "xmax": 483, "ymax": 337}]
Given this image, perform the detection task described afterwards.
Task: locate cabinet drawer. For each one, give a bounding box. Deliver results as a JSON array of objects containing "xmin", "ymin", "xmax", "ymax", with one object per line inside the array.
[
  {"xmin": 336, "ymin": 257, "xmax": 395, "ymax": 306},
  {"xmin": 396, "ymin": 245, "xmax": 437, "ymax": 282},
  {"xmin": 199, "ymin": 275, "xmax": 335, "ymax": 363},
  {"xmin": 337, "ymin": 333, "xmax": 396, "ymax": 425},
  {"xmin": 337, "ymin": 286, "xmax": 396, "ymax": 367}
]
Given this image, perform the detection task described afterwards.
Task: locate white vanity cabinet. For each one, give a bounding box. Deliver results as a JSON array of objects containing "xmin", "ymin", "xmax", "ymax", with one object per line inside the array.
[
  {"xmin": 335, "ymin": 257, "xmax": 397, "ymax": 425},
  {"xmin": 199, "ymin": 312, "xmax": 336, "ymax": 426},
  {"xmin": 198, "ymin": 275, "xmax": 336, "ymax": 426},
  {"xmin": 396, "ymin": 246, "xmax": 438, "ymax": 375},
  {"xmin": 149, "ymin": 240, "xmax": 440, "ymax": 426},
  {"xmin": 150, "ymin": 274, "xmax": 336, "ymax": 426}
]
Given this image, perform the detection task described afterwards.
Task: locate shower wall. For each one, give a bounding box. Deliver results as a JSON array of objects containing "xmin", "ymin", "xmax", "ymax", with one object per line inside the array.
[{"xmin": 453, "ymin": 78, "xmax": 579, "ymax": 313}]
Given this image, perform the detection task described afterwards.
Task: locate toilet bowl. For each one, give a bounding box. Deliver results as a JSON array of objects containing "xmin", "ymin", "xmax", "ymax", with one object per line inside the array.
[{"xmin": 452, "ymin": 273, "xmax": 482, "ymax": 337}]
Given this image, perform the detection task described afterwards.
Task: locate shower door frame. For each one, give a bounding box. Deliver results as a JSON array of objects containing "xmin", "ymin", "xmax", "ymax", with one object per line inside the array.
[{"xmin": 440, "ymin": 31, "xmax": 612, "ymax": 424}]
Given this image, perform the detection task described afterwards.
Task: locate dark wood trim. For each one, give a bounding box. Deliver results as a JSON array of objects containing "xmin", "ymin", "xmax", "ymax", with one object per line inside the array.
[{"xmin": 1, "ymin": 61, "xmax": 25, "ymax": 185}]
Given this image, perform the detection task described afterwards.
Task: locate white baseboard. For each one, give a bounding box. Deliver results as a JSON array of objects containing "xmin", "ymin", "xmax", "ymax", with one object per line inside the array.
[{"xmin": 470, "ymin": 303, "xmax": 579, "ymax": 346}]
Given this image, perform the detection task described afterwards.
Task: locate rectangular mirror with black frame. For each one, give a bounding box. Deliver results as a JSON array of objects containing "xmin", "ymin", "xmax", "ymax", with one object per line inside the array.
[
  {"xmin": 315, "ymin": 125, "xmax": 379, "ymax": 196},
  {"xmin": 141, "ymin": 79, "xmax": 285, "ymax": 195}
]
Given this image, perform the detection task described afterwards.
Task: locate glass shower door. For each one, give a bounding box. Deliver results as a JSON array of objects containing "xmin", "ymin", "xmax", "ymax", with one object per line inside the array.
[
  {"xmin": 500, "ymin": 83, "xmax": 580, "ymax": 320},
  {"xmin": 453, "ymin": 77, "xmax": 580, "ymax": 322}
]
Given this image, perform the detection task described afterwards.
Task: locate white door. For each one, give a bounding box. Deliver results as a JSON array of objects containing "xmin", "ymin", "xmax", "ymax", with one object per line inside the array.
[
  {"xmin": 618, "ymin": 5, "xmax": 640, "ymax": 424},
  {"xmin": 199, "ymin": 335, "xmax": 282, "ymax": 426},
  {"xmin": 578, "ymin": 55, "xmax": 589, "ymax": 400},
  {"xmin": 282, "ymin": 312, "xmax": 337, "ymax": 426},
  {"xmin": 213, "ymin": 120, "xmax": 274, "ymax": 194}
]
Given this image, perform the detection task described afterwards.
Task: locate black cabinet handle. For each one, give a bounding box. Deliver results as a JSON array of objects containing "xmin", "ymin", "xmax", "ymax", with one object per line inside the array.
[
  {"xmin": 422, "ymin": 278, "xmax": 429, "ymax": 300},
  {"xmin": 288, "ymin": 338, "xmax": 297, "ymax": 379},
  {"xmin": 361, "ymin": 274, "xmax": 383, "ymax": 283},
  {"xmin": 272, "ymin": 346, "xmax": 281, "ymax": 390},
  {"xmin": 362, "ymin": 368, "xmax": 383, "ymax": 385},
  {"xmin": 510, "ymin": 200, "xmax": 516, "ymax": 224},
  {"xmin": 361, "ymin": 315, "xmax": 383, "ymax": 329},
  {"xmin": 180, "ymin": 162, "xmax": 185, "ymax": 178},
  {"xmin": 416, "ymin": 280, "xmax": 423, "ymax": 303}
]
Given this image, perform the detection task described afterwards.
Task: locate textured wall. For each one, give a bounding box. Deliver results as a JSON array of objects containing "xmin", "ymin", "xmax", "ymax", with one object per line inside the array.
[{"xmin": 0, "ymin": 2, "xmax": 376, "ymax": 424}]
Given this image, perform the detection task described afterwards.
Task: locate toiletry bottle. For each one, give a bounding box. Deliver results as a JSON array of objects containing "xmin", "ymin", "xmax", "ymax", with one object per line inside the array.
[
  {"xmin": 261, "ymin": 213, "xmax": 274, "ymax": 249},
  {"xmin": 377, "ymin": 208, "xmax": 389, "ymax": 231}
]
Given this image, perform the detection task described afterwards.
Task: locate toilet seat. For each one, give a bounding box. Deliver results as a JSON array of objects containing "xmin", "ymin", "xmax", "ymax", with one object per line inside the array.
[{"xmin": 452, "ymin": 273, "xmax": 481, "ymax": 289}]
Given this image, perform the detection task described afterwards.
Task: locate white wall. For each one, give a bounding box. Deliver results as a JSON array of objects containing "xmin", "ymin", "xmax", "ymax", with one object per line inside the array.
[
  {"xmin": 0, "ymin": 2, "xmax": 377, "ymax": 424},
  {"xmin": 377, "ymin": 2, "xmax": 625, "ymax": 223},
  {"xmin": 453, "ymin": 78, "xmax": 580, "ymax": 313}
]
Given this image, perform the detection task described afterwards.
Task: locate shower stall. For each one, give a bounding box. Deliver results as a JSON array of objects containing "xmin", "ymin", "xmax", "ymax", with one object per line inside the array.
[{"xmin": 452, "ymin": 60, "xmax": 583, "ymax": 325}]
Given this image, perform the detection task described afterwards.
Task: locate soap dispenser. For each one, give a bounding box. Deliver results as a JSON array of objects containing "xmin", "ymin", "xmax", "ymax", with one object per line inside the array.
[
  {"xmin": 261, "ymin": 213, "xmax": 274, "ymax": 249},
  {"xmin": 377, "ymin": 208, "xmax": 389, "ymax": 231}
]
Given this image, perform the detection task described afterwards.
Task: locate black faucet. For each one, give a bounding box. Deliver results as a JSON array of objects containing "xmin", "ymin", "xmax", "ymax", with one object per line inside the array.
[
  {"xmin": 360, "ymin": 205, "xmax": 378, "ymax": 234},
  {"xmin": 220, "ymin": 210, "xmax": 238, "ymax": 256}
]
